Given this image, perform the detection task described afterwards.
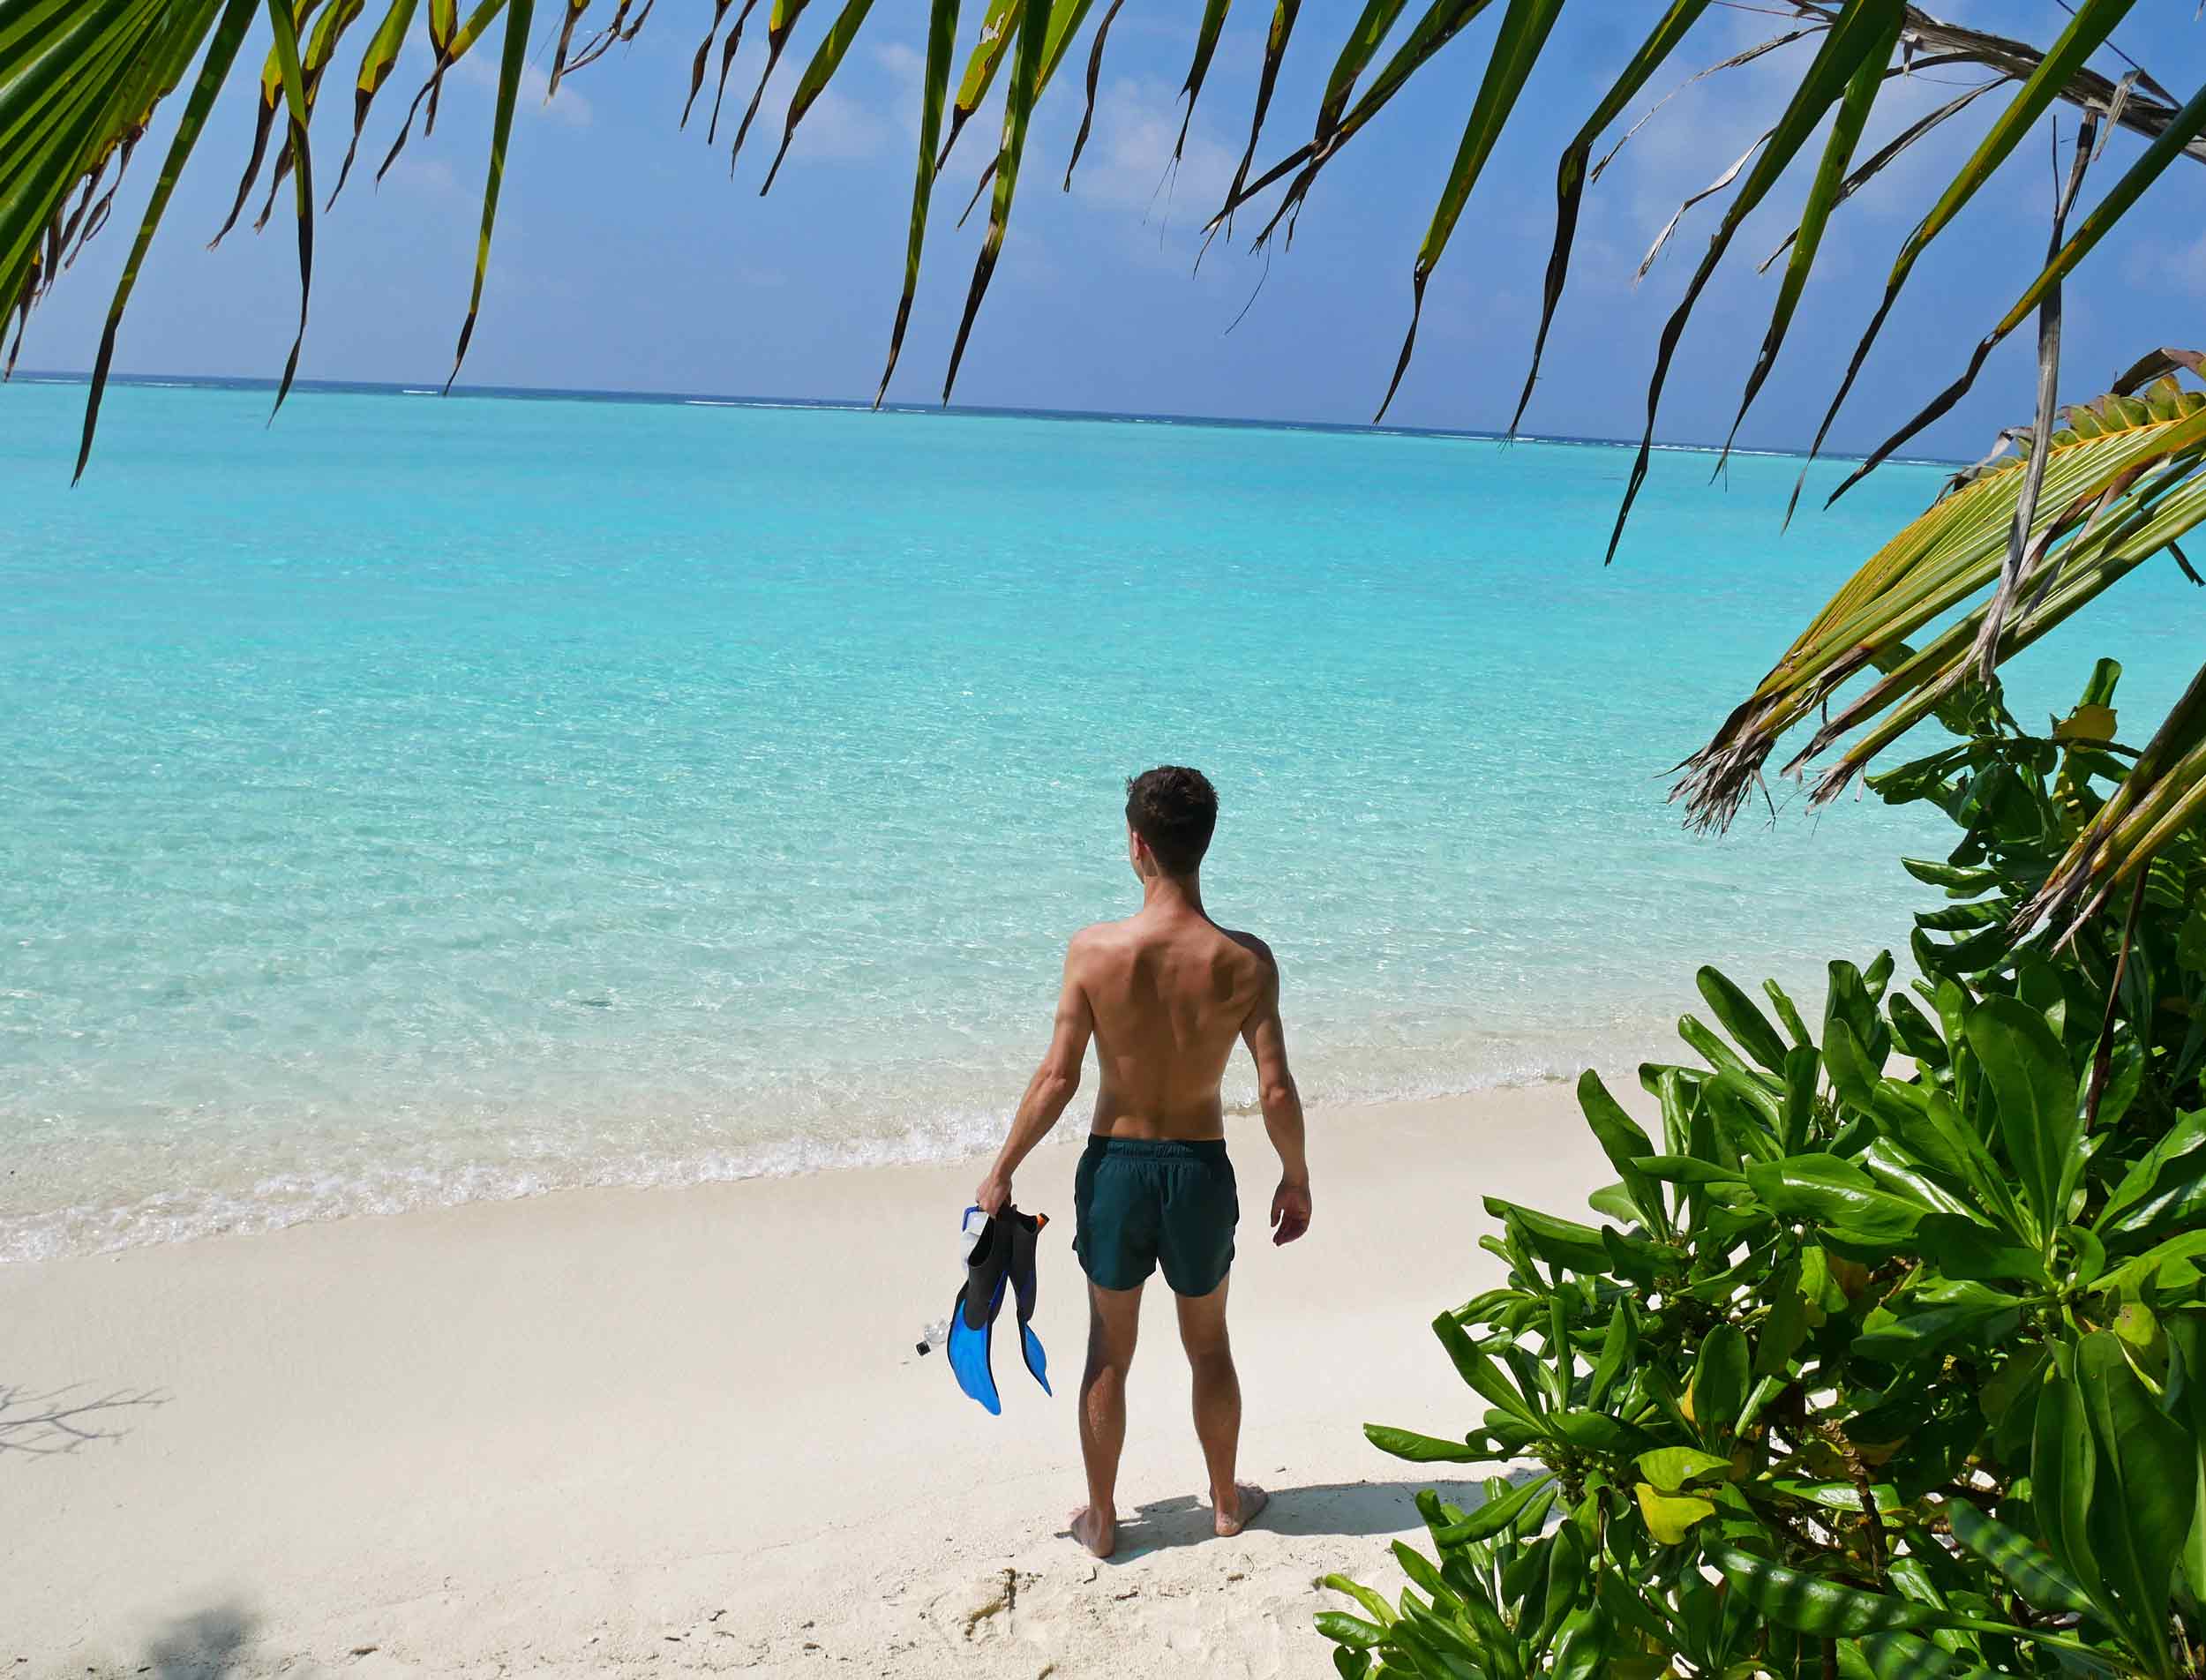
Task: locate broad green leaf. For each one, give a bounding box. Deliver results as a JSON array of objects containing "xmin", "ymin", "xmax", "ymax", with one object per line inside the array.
[
  {"xmin": 1947, "ymin": 1498, "xmax": 2094, "ymax": 1616},
  {"xmin": 1486, "ymin": 1196, "xmax": 1610, "ymax": 1274},
  {"xmin": 1962, "ymin": 996, "xmax": 2078, "ymax": 1240},
  {"xmin": 1767, "ymin": 1477, "xmax": 1899, "ymax": 1514},
  {"xmin": 1631, "ymin": 1153, "xmax": 1744, "ymax": 1185},
  {"xmin": 2031, "ymin": 1371, "xmax": 2102, "ymax": 1605},
  {"xmin": 1313, "ymin": 1611, "xmax": 1387, "ymax": 1649},
  {"xmin": 1636, "ymin": 1445, "xmax": 1730, "ymax": 1492},
  {"xmin": 1577, "ymin": 1069, "xmax": 1667, "ymax": 1237},
  {"xmin": 1712, "ymin": 1545, "xmax": 1939, "ymax": 1636},
  {"xmin": 1820, "ymin": 1015, "xmax": 1879, "ymax": 1112},
  {"xmin": 2090, "ymin": 1227, "xmax": 2206, "ymax": 1295},
  {"xmin": 1689, "ymin": 1322, "xmax": 1748, "ymax": 1439},
  {"xmin": 1911, "ymin": 1212, "xmax": 2046, "ymax": 1286},
  {"xmin": 1852, "ymin": 1288, "xmax": 2021, "ymax": 1363},
  {"xmin": 1387, "ymin": 1542, "xmax": 1459, "ymax": 1616},
  {"xmin": 1778, "ymin": 1046, "xmax": 1818, "ymax": 1154},
  {"xmin": 1634, "ymin": 1482, "xmax": 1715, "ymax": 1544},
  {"xmin": 1850, "ymin": 1631, "xmax": 1993, "ymax": 1680},
  {"xmin": 1585, "ymin": 1303, "xmax": 1634, "ymax": 1409},
  {"xmin": 2078, "ymin": 1330, "xmax": 2191, "ymax": 1669},
  {"xmin": 1364, "ymin": 1422, "xmax": 1489, "ymax": 1464},
  {"xmin": 1547, "ymin": 1601, "xmax": 1610, "ymax": 1680},
  {"xmin": 1696, "ymin": 965, "xmax": 1789, "ymax": 1072},
  {"xmin": 1746, "ymin": 1154, "xmax": 1927, "ymax": 1242},
  {"xmin": 1432, "ymin": 1311, "xmax": 1540, "ymax": 1424},
  {"xmin": 2095, "ymin": 1106, "xmax": 2206, "ymax": 1234},
  {"xmin": 1429, "ymin": 1471, "xmax": 1555, "ymax": 1544}
]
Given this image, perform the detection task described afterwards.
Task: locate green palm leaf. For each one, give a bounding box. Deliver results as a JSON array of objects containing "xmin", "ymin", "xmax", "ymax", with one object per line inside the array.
[
  {"xmin": 1510, "ymin": 0, "xmax": 1710, "ymax": 436},
  {"xmin": 74, "ymin": 0, "xmax": 259, "ymax": 481},
  {"xmin": 941, "ymin": 0, "xmax": 1047, "ymax": 402},
  {"xmin": 934, "ymin": 0, "xmax": 1018, "ymax": 179},
  {"xmin": 444, "ymin": 0, "xmax": 532, "ymax": 391},
  {"xmin": 261, "ymin": 0, "xmax": 316, "ymax": 417},
  {"xmin": 1219, "ymin": 0, "xmax": 1296, "ymax": 223},
  {"xmin": 874, "ymin": 0, "xmax": 958, "ymax": 407},
  {"xmin": 1172, "ymin": 0, "xmax": 1230, "ymax": 164},
  {"xmin": 1794, "ymin": 0, "xmax": 2141, "ymax": 517},
  {"xmin": 728, "ymin": 0, "xmax": 814, "ymax": 169},
  {"xmin": 1678, "ymin": 360, "xmax": 2206, "ymax": 937},
  {"xmin": 1604, "ymin": 0, "xmax": 1906, "ymax": 565},
  {"xmin": 762, "ymin": 0, "xmax": 876, "ymax": 193},
  {"xmin": 1371, "ymin": 0, "xmax": 1560, "ymax": 423},
  {"xmin": 326, "ymin": 0, "xmax": 416, "ymax": 206},
  {"xmin": 1061, "ymin": 0, "xmax": 1122, "ymax": 191}
]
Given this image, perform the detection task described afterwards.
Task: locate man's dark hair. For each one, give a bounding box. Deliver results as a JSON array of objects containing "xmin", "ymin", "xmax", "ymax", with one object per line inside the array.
[{"xmin": 1124, "ymin": 766, "xmax": 1218, "ymax": 877}]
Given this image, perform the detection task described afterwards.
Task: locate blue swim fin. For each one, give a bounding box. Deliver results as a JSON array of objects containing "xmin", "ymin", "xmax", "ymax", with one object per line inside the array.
[
  {"xmin": 947, "ymin": 1272, "xmax": 1005, "ymax": 1414},
  {"xmin": 1021, "ymin": 1321, "xmax": 1051, "ymax": 1396},
  {"xmin": 946, "ymin": 1205, "xmax": 1052, "ymax": 1413}
]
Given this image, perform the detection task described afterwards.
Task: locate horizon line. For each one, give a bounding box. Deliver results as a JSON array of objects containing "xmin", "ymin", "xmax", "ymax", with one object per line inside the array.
[{"xmin": 10, "ymin": 367, "xmax": 1967, "ymax": 469}]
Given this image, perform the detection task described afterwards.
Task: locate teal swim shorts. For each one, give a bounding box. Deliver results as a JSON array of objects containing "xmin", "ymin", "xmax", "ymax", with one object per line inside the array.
[{"xmin": 1073, "ymin": 1136, "xmax": 1238, "ymax": 1296}]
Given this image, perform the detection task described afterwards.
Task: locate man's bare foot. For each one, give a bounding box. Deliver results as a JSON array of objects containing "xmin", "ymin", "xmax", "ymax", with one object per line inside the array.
[
  {"xmin": 1069, "ymin": 1504, "xmax": 1116, "ymax": 1559},
  {"xmin": 1213, "ymin": 1483, "xmax": 1268, "ymax": 1537}
]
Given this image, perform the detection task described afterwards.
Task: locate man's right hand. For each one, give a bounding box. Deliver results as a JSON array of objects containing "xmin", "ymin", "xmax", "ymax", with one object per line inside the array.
[
  {"xmin": 975, "ymin": 1169, "xmax": 1013, "ymax": 1219},
  {"xmin": 1271, "ymin": 1179, "xmax": 1310, "ymax": 1245}
]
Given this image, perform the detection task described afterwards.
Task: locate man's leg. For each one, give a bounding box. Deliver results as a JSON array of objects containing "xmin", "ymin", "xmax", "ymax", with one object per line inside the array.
[
  {"xmin": 1174, "ymin": 1279, "xmax": 1267, "ymax": 1535},
  {"xmin": 1073, "ymin": 1280, "xmax": 1142, "ymax": 1558}
]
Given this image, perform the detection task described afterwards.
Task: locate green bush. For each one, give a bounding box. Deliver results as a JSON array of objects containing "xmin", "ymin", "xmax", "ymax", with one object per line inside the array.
[{"xmin": 1324, "ymin": 670, "xmax": 2206, "ymax": 1679}]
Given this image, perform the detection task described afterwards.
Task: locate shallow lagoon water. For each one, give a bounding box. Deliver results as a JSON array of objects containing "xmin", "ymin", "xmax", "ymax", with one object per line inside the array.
[{"xmin": 4, "ymin": 379, "xmax": 2197, "ymax": 1258}]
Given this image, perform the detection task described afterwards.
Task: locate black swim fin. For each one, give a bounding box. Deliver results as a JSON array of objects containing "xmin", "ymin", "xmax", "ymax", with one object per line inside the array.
[{"xmin": 947, "ymin": 1205, "xmax": 1051, "ymax": 1413}]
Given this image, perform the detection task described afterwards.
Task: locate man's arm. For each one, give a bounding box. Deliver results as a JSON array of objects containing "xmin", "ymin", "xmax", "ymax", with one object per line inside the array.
[
  {"xmin": 1240, "ymin": 944, "xmax": 1310, "ymax": 1245},
  {"xmin": 974, "ymin": 941, "xmax": 1095, "ymax": 1216}
]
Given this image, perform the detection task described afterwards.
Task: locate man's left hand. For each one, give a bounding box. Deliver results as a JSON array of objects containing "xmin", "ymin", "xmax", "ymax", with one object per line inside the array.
[{"xmin": 975, "ymin": 1170, "xmax": 1012, "ymax": 1218}]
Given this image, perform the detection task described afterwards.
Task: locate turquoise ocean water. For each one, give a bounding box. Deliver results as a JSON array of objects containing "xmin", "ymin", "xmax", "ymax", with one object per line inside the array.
[{"xmin": 4, "ymin": 377, "xmax": 2199, "ymax": 1261}]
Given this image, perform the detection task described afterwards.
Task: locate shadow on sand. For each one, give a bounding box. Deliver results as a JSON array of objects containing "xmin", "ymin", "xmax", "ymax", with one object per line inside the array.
[
  {"xmin": 0, "ymin": 1381, "xmax": 167, "ymax": 1459},
  {"xmin": 143, "ymin": 1602, "xmax": 259, "ymax": 1680},
  {"xmin": 1093, "ymin": 1472, "xmax": 1537, "ymax": 1556}
]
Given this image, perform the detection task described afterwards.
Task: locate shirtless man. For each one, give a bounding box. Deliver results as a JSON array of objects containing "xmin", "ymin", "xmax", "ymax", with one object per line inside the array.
[{"xmin": 973, "ymin": 766, "xmax": 1310, "ymax": 1560}]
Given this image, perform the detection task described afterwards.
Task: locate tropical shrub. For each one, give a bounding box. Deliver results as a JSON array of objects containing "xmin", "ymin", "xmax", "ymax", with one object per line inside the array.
[{"xmin": 1322, "ymin": 667, "xmax": 2206, "ymax": 1679}]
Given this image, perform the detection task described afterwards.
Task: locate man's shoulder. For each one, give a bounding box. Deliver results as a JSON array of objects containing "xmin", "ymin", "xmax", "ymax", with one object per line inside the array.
[
  {"xmin": 1065, "ymin": 919, "xmax": 1131, "ymax": 963},
  {"xmin": 1219, "ymin": 927, "xmax": 1278, "ymax": 973}
]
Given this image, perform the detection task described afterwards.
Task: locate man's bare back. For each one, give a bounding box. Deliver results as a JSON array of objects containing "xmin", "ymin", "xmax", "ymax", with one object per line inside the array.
[
  {"xmin": 972, "ymin": 767, "xmax": 1309, "ymax": 1561},
  {"xmin": 1070, "ymin": 911, "xmax": 1274, "ymax": 1144}
]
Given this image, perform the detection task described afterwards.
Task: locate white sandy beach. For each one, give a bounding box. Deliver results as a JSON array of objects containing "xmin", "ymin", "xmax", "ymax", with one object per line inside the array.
[{"xmin": 4, "ymin": 1085, "xmax": 1609, "ymax": 1679}]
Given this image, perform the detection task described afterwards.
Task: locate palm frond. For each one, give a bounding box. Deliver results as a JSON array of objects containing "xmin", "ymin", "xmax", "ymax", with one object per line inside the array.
[{"xmin": 1676, "ymin": 358, "xmax": 2206, "ymax": 937}]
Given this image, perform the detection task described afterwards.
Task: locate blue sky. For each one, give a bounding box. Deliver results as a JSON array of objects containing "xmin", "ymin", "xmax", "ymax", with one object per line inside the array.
[{"xmin": 16, "ymin": 2, "xmax": 2206, "ymax": 453}]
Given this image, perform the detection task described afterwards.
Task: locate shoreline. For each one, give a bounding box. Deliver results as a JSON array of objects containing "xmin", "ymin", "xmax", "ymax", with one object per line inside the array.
[
  {"xmin": 4, "ymin": 1084, "xmax": 1613, "ymax": 1678},
  {"xmin": 3, "ymin": 1067, "xmax": 1621, "ymax": 1267}
]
